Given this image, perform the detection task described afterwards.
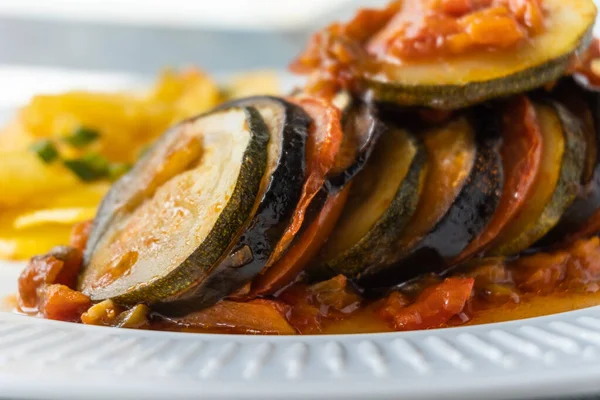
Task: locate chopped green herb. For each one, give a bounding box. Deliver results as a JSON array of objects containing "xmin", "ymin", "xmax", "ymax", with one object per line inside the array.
[
  {"xmin": 63, "ymin": 127, "xmax": 100, "ymax": 148},
  {"xmin": 108, "ymin": 162, "xmax": 131, "ymax": 181},
  {"xmin": 63, "ymin": 153, "xmax": 110, "ymax": 181},
  {"xmin": 30, "ymin": 139, "xmax": 59, "ymax": 163}
]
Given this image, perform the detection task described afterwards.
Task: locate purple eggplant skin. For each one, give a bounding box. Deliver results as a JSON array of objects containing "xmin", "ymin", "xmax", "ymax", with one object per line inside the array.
[
  {"xmin": 358, "ymin": 106, "xmax": 504, "ymax": 289},
  {"xmin": 325, "ymin": 101, "xmax": 386, "ymax": 193},
  {"xmin": 154, "ymin": 96, "xmax": 310, "ymax": 316}
]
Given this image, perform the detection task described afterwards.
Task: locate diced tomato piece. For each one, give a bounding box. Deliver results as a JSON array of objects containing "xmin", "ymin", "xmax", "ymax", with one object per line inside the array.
[
  {"xmin": 566, "ymin": 237, "xmax": 600, "ymax": 285},
  {"xmin": 40, "ymin": 284, "xmax": 92, "ymax": 322},
  {"xmin": 18, "ymin": 246, "xmax": 83, "ymax": 309},
  {"xmin": 278, "ymin": 275, "xmax": 362, "ymax": 334},
  {"xmin": 511, "ymin": 252, "xmax": 569, "ymax": 293},
  {"xmin": 377, "ymin": 278, "xmax": 475, "ymax": 331}
]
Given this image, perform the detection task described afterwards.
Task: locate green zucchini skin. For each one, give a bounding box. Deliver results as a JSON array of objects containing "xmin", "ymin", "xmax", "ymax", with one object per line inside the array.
[
  {"xmin": 316, "ymin": 128, "xmax": 427, "ymax": 279},
  {"xmin": 493, "ymin": 101, "xmax": 586, "ymax": 256},
  {"xmin": 364, "ymin": 17, "xmax": 595, "ymax": 110},
  {"xmin": 80, "ymin": 106, "xmax": 270, "ymax": 304},
  {"xmin": 539, "ymin": 84, "xmax": 600, "ymax": 246},
  {"xmin": 359, "ymin": 109, "xmax": 503, "ymax": 287},
  {"xmin": 365, "ymin": 53, "xmax": 588, "ymax": 110},
  {"xmin": 154, "ymin": 97, "xmax": 311, "ymax": 314}
]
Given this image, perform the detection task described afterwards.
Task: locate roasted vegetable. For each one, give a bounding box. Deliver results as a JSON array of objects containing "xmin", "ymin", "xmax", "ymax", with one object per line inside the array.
[
  {"xmin": 251, "ymin": 187, "xmax": 351, "ymax": 297},
  {"xmin": 153, "ymin": 97, "xmax": 310, "ymax": 313},
  {"xmin": 540, "ymin": 82, "xmax": 600, "ymax": 245},
  {"xmin": 267, "ymin": 96, "xmax": 343, "ymax": 265},
  {"xmin": 250, "ymin": 102, "xmax": 384, "ymax": 295},
  {"xmin": 491, "ymin": 101, "xmax": 586, "ymax": 256},
  {"xmin": 326, "ymin": 102, "xmax": 386, "ymax": 191},
  {"xmin": 316, "ymin": 125, "xmax": 427, "ymax": 278},
  {"xmin": 79, "ymin": 106, "xmax": 272, "ymax": 304},
  {"xmin": 360, "ymin": 110, "xmax": 503, "ymax": 286},
  {"xmin": 365, "ymin": 0, "xmax": 597, "ymax": 108},
  {"xmin": 455, "ymin": 96, "xmax": 543, "ymax": 262}
]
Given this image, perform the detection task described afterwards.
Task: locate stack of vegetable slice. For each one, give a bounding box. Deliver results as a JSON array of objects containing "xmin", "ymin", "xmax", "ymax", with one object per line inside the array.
[{"xmin": 78, "ymin": 0, "xmax": 600, "ymax": 312}]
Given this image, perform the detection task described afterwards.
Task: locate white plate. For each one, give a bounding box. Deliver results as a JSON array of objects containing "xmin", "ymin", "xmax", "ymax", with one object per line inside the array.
[{"xmin": 3, "ymin": 69, "xmax": 600, "ymax": 400}]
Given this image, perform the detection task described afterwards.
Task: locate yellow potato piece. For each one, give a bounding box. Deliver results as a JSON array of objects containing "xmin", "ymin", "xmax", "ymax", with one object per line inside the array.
[
  {"xmin": 0, "ymin": 152, "xmax": 79, "ymax": 209},
  {"xmin": 13, "ymin": 207, "xmax": 98, "ymax": 230},
  {"xmin": 0, "ymin": 226, "xmax": 73, "ymax": 260}
]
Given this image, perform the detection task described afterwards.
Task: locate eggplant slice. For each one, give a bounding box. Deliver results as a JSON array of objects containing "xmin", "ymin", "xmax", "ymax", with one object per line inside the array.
[
  {"xmin": 359, "ymin": 110, "xmax": 503, "ymax": 287},
  {"xmin": 365, "ymin": 0, "xmax": 597, "ymax": 109},
  {"xmin": 80, "ymin": 99, "xmax": 309, "ymax": 309}
]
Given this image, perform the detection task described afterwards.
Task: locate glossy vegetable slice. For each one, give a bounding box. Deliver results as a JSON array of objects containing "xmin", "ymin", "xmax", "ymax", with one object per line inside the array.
[
  {"xmin": 250, "ymin": 186, "xmax": 351, "ymax": 296},
  {"xmin": 388, "ymin": 117, "xmax": 476, "ymax": 257},
  {"xmin": 365, "ymin": 0, "xmax": 597, "ymax": 109},
  {"xmin": 153, "ymin": 97, "xmax": 310, "ymax": 313},
  {"xmin": 360, "ymin": 111, "xmax": 503, "ymax": 286},
  {"xmin": 267, "ymin": 96, "xmax": 343, "ymax": 264},
  {"xmin": 326, "ymin": 102, "xmax": 386, "ymax": 192},
  {"xmin": 454, "ymin": 97, "xmax": 543, "ymax": 263},
  {"xmin": 79, "ymin": 103, "xmax": 302, "ymax": 306},
  {"xmin": 490, "ymin": 102, "xmax": 586, "ymax": 256},
  {"xmin": 316, "ymin": 126, "xmax": 427, "ymax": 278},
  {"xmin": 540, "ymin": 82, "xmax": 600, "ymax": 245},
  {"xmin": 256, "ymin": 102, "xmax": 385, "ymax": 293},
  {"xmin": 161, "ymin": 299, "xmax": 296, "ymax": 335}
]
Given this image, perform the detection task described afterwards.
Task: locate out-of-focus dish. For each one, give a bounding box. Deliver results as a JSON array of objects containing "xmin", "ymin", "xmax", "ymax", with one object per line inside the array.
[{"xmin": 8, "ymin": 0, "xmax": 600, "ymax": 336}]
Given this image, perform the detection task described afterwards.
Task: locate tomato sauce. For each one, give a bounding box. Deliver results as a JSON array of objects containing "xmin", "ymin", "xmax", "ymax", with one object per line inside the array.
[
  {"xmin": 291, "ymin": 0, "xmax": 546, "ymax": 97},
  {"xmin": 12, "ymin": 231, "xmax": 600, "ymax": 335}
]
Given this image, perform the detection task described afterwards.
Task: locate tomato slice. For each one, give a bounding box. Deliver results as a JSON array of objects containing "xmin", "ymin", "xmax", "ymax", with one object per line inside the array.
[
  {"xmin": 377, "ymin": 277, "xmax": 474, "ymax": 331},
  {"xmin": 166, "ymin": 299, "xmax": 296, "ymax": 335},
  {"xmin": 455, "ymin": 96, "xmax": 542, "ymax": 262},
  {"xmin": 268, "ymin": 97, "xmax": 343, "ymax": 263},
  {"xmin": 251, "ymin": 186, "xmax": 351, "ymax": 296}
]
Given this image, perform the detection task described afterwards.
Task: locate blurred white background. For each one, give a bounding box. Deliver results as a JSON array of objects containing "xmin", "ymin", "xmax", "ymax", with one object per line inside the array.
[
  {"xmin": 0, "ymin": 0, "xmax": 596, "ymax": 114},
  {"xmin": 0, "ymin": 0, "xmax": 362, "ymax": 30}
]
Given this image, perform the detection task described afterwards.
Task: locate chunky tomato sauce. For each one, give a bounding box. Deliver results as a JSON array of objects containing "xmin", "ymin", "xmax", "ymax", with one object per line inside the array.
[
  {"xmin": 291, "ymin": 0, "xmax": 546, "ymax": 97},
  {"xmin": 12, "ymin": 218, "xmax": 600, "ymax": 335}
]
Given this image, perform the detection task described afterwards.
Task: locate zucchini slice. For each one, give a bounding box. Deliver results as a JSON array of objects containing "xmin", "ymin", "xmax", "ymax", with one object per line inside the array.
[
  {"xmin": 79, "ymin": 107, "xmax": 270, "ymax": 303},
  {"xmin": 365, "ymin": 0, "xmax": 597, "ymax": 109},
  {"xmin": 315, "ymin": 126, "xmax": 426, "ymax": 278},
  {"xmin": 540, "ymin": 82, "xmax": 600, "ymax": 245},
  {"xmin": 454, "ymin": 97, "xmax": 543, "ymax": 263},
  {"xmin": 360, "ymin": 111, "xmax": 503, "ymax": 286},
  {"xmin": 391, "ymin": 117, "xmax": 477, "ymax": 255},
  {"xmin": 153, "ymin": 97, "xmax": 310, "ymax": 312},
  {"xmin": 80, "ymin": 99, "xmax": 310, "ymax": 308},
  {"xmin": 490, "ymin": 101, "xmax": 586, "ymax": 256}
]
